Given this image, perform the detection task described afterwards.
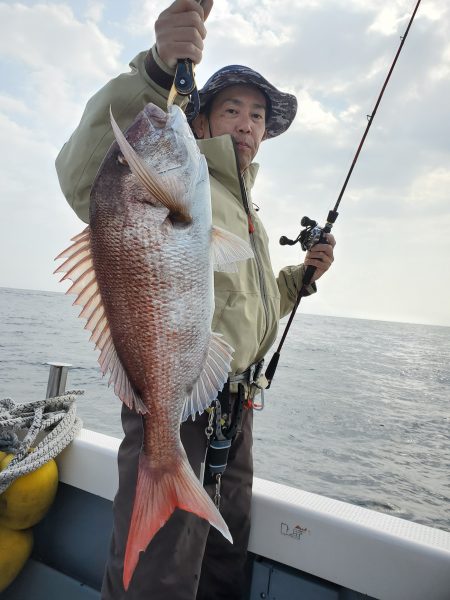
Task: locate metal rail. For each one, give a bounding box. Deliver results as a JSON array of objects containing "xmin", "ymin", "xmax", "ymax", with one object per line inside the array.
[{"xmin": 45, "ymin": 362, "xmax": 71, "ymax": 399}]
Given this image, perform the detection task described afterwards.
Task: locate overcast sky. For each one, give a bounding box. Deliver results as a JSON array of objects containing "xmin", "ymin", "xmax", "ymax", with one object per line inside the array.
[{"xmin": 1, "ymin": 0, "xmax": 449, "ymax": 326}]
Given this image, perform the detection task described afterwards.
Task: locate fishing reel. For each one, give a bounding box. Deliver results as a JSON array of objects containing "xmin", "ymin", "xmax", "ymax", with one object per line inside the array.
[
  {"xmin": 266, "ymin": 209, "xmax": 338, "ymax": 388},
  {"xmin": 280, "ymin": 214, "xmax": 336, "ymax": 251}
]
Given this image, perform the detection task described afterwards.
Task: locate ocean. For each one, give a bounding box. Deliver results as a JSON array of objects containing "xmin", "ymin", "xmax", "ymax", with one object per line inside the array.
[{"xmin": 0, "ymin": 286, "xmax": 449, "ymax": 533}]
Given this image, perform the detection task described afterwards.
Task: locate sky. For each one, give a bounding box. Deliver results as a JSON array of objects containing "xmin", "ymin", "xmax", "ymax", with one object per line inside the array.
[{"xmin": 0, "ymin": 0, "xmax": 449, "ymax": 326}]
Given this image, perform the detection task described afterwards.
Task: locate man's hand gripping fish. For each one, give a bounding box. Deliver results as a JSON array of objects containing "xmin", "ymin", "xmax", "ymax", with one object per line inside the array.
[{"xmin": 54, "ymin": 102, "xmax": 254, "ymax": 589}]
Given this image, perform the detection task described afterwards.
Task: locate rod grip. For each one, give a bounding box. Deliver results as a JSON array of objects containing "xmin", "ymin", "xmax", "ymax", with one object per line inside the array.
[
  {"xmin": 302, "ymin": 264, "xmax": 317, "ymax": 288},
  {"xmin": 265, "ymin": 351, "xmax": 280, "ymax": 388},
  {"xmin": 174, "ymin": 59, "xmax": 196, "ymax": 95}
]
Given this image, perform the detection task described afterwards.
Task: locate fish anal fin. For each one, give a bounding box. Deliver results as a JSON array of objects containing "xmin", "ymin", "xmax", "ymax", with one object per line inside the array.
[
  {"xmin": 182, "ymin": 332, "xmax": 234, "ymax": 422},
  {"xmin": 54, "ymin": 227, "xmax": 146, "ymax": 415},
  {"xmin": 123, "ymin": 453, "xmax": 232, "ymax": 590},
  {"xmin": 211, "ymin": 226, "xmax": 254, "ymax": 273}
]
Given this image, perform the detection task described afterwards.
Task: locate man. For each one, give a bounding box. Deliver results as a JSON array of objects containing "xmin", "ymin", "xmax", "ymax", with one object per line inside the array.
[{"xmin": 55, "ymin": 1, "xmax": 335, "ymax": 598}]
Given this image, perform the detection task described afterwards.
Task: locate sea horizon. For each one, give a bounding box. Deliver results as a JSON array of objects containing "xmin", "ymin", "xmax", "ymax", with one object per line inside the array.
[{"xmin": 2, "ymin": 285, "xmax": 449, "ymax": 330}]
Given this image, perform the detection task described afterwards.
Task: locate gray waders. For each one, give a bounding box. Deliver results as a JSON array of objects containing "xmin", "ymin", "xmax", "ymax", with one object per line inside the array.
[{"xmin": 101, "ymin": 396, "xmax": 253, "ymax": 600}]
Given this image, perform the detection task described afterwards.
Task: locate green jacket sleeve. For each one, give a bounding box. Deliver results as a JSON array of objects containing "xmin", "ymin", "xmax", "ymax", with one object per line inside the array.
[
  {"xmin": 55, "ymin": 47, "xmax": 177, "ymax": 223},
  {"xmin": 277, "ymin": 264, "xmax": 317, "ymax": 318}
]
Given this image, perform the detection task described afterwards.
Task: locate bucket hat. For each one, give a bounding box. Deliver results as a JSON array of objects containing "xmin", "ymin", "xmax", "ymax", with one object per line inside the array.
[{"xmin": 186, "ymin": 65, "xmax": 298, "ymax": 139}]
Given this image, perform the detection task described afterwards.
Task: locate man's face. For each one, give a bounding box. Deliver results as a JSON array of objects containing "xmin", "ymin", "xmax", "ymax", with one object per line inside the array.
[{"xmin": 192, "ymin": 84, "xmax": 268, "ymax": 172}]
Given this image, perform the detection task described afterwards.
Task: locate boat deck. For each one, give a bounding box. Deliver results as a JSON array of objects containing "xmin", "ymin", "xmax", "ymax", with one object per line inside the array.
[
  {"xmin": 4, "ymin": 482, "xmax": 372, "ymax": 600},
  {"xmin": 4, "ymin": 429, "xmax": 450, "ymax": 599}
]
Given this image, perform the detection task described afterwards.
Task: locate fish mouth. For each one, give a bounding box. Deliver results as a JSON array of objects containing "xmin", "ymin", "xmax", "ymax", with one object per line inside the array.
[{"xmin": 143, "ymin": 104, "xmax": 168, "ymax": 129}]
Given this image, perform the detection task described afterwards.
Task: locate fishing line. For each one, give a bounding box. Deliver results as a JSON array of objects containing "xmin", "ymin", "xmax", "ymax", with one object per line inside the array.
[{"xmin": 265, "ymin": 0, "xmax": 423, "ymax": 388}]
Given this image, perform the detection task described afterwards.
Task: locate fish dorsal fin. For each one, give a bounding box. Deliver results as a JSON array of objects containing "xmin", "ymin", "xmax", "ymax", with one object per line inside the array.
[
  {"xmin": 54, "ymin": 227, "xmax": 147, "ymax": 415},
  {"xmin": 211, "ymin": 226, "xmax": 254, "ymax": 273},
  {"xmin": 181, "ymin": 332, "xmax": 234, "ymax": 422},
  {"xmin": 109, "ymin": 107, "xmax": 191, "ymax": 224}
]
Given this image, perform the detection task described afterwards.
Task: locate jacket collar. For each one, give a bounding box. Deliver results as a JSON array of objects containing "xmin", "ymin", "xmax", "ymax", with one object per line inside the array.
[{"xmin": 196, "ymin": 135, "xmax": 259, "ymax": 200}]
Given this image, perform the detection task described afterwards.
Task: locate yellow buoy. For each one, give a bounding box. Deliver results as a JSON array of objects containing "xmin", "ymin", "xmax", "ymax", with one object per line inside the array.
[
  {"xmin": 0, "ymin": 453, "xmax": 58, "ymax": 530},
  {"xmin": 0, "ymin": 525, "xmax": 33, "ymax": 592}
]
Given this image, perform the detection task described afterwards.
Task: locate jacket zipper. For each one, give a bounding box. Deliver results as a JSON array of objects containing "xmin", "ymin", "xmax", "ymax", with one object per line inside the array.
[{"xmin": 232, "ymin": 142, "xmax": 270, "ymax": 336}]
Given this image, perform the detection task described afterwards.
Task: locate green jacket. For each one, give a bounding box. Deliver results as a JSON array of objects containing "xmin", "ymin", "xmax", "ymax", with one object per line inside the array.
[{"xmin": 55, "ymin": 47, "xmax": 315, "ymax": 375}]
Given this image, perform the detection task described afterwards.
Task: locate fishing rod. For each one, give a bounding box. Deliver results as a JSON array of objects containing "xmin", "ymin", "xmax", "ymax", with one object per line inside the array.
[{"xmin": 264, "ymin": 0, "xmax": 422, "ymax": 388}]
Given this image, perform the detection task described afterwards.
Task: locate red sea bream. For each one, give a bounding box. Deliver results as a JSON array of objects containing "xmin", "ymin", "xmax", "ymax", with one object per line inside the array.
[{"xmin": 55, "ymin": 102, "xmax": 254, "ymax": 589}]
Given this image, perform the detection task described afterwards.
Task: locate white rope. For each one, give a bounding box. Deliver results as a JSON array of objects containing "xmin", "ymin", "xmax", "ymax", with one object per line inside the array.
[{"xmin": 0, "ymin": 392, "xmax": 83, "ymax": 494}]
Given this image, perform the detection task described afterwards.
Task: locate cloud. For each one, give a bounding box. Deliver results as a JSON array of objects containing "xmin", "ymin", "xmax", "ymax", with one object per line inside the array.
[
  {"xmin": 123, "ymin": 0, "xmax": 162, "ymax": 36},
  {"xmin": 292, "ymin": 90, "xmax": 339, "ymax": 134},
  {"xmin": 0, "ymin": 93, "xmax": 31, "ymax": 117},
  {"xmin": 1, "ymin": 0, "xmax": 449, "ymax": 325},
  {"xmin": 0, "ymin": 112, "xmax": 55, "ymax": 202},
  {"xmin": 0, "ymin": 2, "xmax": 124, "ymax": 293},
  {"xmin": 126, "ymin": 0, "xmax": 293, "ymax": 46},
  {"xmin": 0, "ymin": 108, "xmax": 81, "ymax": 291},
  {"xmin": 84, "ymin": 2, "xmax": 105, "ymax": 24},
  {"xmin": 407, "ymin": 167, "xmax": 450, "ymax": 208},
  {"xmin": 0, "ymin": 3, "xmax": 123, "ymax": 136},
  {"xmin": 0, "ymin": 3, "xmax": 121, "ymax": 79},
  {"xmin": 207, "ymin": 0, "xmax": 292, "ymax": 47},
  {"xmin": 368, "ymin": 5, "xmax": 410, "ymax": 36},
  {"xmin": 430, "ymin": 43, "xmax": 450, "ymax": 81}
]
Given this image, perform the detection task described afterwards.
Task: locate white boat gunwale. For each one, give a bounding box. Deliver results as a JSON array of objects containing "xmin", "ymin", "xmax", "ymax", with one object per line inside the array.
[{"xmin": 53, "ymin": 428, "xmax": 450, "ymax": 600}]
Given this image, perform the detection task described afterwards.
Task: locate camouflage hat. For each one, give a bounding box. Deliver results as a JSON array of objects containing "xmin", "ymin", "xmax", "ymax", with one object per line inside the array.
[{"xmin": 186, "ymin": 65, "xmax": 298, "ymax": 139}]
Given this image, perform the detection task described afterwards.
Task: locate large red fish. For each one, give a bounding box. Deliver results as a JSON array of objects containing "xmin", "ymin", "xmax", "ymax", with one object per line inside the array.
[{"xmin": 55, "ymin": 103, "xmax": 253, "ymax": 589}]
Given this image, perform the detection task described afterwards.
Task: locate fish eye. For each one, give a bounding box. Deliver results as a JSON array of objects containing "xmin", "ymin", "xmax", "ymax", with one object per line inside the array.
[
  {"xmin": 168, "ymin": 211, "xmax": 193, "ymax": 228},
  {"xmin": 117, "ymin": 152, "xmax": 128, "ymax": 166}
]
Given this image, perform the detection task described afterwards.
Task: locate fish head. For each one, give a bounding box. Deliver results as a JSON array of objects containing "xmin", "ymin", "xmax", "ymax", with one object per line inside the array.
[
  {"xmin": 166, "ymin": 104, "xmax": 211, "ymax": 226},
  {"xmin": 130, "ymin": 104, "xmax": 192, "ymax": 178},
  {"xmin": 142, "ymin": 104, "xmax": 210, "ymax": 227},
  {"xmin": 90, "ymin": 103, "xmax": 208, "ymax": 231},
  {"xmin": 135, "ymin": 104, "xmax": 210, "ymax": 224}
]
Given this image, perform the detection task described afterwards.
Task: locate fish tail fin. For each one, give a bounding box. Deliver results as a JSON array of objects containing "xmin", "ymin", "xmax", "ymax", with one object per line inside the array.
[{"xmin": 123, "ymin": 452, "xmax": 232, "ymax": 590}]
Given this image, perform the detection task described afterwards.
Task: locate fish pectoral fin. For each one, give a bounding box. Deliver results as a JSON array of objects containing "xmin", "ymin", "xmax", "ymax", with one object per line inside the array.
[
  {"xmin": 54, "ymin": 227, "xmax": 147, "ymax": 415},
  {"xmin": 123, "ymin": 453, "xmax": 232, "ymax": 590},
  {"xmin": 109, "ymin": 106, "xmax": 191, "ymax": 224},
  {"xmin": 182, "ymin": 332, "xmax": 234, "ymax": 422},
  {"xmin": 211, "ymin": 226, "xmax": 254, "ymax": 273}
]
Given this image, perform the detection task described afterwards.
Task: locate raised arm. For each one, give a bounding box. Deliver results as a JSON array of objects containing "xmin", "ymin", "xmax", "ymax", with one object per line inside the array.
[{"xmin": 55, "ymin": 0, "xmax": 213, "ymax": 223}]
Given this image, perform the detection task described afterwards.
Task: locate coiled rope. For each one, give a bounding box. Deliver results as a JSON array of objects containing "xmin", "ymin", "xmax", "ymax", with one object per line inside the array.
[{"xmin": 0, "ymin": 391, "xmax": 83, "ymax": 494}]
